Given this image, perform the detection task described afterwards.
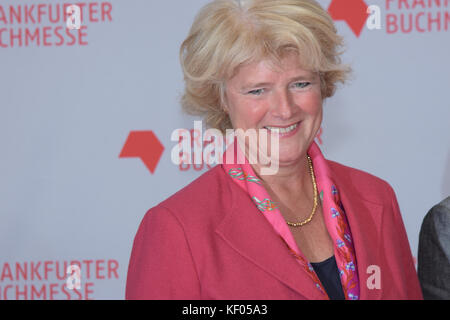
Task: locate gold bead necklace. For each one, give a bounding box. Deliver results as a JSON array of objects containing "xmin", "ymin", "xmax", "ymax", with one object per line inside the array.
[{"xmin": 286, "ymin": 156, "xmax": 318, "ymax": 227}]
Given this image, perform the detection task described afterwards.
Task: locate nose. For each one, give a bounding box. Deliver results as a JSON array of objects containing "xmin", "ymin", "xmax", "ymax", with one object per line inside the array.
[{"xmin": 270, "ymin": 88, "xmax": 295, "ymax": 120}]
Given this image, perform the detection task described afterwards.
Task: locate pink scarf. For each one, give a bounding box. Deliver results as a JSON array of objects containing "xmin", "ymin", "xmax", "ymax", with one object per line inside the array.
[{"xmin": 221, "ymin": 139, "xmax": 360, "ymax": 300}]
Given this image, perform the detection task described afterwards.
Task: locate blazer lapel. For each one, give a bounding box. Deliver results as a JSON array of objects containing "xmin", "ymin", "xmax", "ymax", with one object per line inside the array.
[
  {"xmin": 215, "ymin": 179, "xmax": 325, "ymax": 300},
  {"xmin": 336, "ymin": 174, "xmax": 384, "ymax": 300},
  {"xmin": 215, "ymin": 162, "xmax": 388, "ymax": 300}
]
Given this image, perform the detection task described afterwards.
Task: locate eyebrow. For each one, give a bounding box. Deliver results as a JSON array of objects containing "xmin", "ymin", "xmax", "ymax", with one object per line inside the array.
[{"xmin": 240, "ymin": 75, "xmax": 314, "ymax": 91}]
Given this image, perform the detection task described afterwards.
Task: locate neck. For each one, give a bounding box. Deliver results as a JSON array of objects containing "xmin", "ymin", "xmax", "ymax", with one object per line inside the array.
[{"xmin": 251, "ymin": 155, "xmax": 312, "ymax": 201}]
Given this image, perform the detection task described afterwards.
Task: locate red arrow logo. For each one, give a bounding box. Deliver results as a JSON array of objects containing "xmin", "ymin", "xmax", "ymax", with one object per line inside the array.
[
  {"xmin": 119, "ymin": 131, "xmax": 165, "ymax": 174},
  {"xmin": 328, "ymin": 0, "xmax": 370, "ymax": 37}
]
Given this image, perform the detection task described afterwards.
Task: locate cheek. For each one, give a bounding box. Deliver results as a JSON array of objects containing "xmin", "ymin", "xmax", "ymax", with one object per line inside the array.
[
  {"xmin": 294, "ymin": 91, "xmax": 323, "ymax": 115},
  {"xmin": 228, "ymin": 97, "xmax": 268, "ymax": 127}
]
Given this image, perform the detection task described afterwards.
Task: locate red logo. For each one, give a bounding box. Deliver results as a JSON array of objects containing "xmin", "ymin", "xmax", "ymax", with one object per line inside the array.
[
  {"xmin": 328, "ymin": 0, "xmax": 370, "ymax": 37},
  {"xmin": 119, "ymin": 131, "xmax": 165, "ymax": 174}
]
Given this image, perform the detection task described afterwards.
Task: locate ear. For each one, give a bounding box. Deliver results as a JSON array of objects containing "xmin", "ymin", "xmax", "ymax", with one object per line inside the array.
[{"xmin": 222, "ymin": 103, "xmax": 229, "ymax": 114}]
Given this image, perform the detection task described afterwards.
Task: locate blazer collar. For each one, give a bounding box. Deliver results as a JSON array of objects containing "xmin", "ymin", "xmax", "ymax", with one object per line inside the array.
[
  {"xmin": 215, "ymin": 163, "xmax": 385, "ymax": 300},
  {"xmin": 215, "ymin": 170, "xmax": 325, "ymax": 300},
  {"xmin": 329, "ymin": 166, "xmax": 384, "ymax": 300}
]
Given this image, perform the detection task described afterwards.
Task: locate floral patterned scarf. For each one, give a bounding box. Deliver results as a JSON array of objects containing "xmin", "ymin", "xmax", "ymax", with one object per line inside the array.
[{"xmin": 221, "ymin": 139, "xmax": 360, "ymax": 300}]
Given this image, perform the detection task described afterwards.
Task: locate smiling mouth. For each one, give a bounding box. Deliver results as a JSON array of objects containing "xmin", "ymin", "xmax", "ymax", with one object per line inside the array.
[{"xmin": 263, "ymin": 122, "xmax": 300, "ymax": 134}]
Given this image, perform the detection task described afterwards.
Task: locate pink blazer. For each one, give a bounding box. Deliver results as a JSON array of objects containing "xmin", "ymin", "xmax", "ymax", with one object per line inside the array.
[{"xmin": 125, "ymin": 161, "xmax": 423, "ymax": 300}]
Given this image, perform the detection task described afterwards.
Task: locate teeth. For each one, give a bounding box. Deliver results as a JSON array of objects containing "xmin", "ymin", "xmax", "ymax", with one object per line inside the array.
[{"xmin": 265, "ymin": 123, "xmax": 298, "ymax": 134}]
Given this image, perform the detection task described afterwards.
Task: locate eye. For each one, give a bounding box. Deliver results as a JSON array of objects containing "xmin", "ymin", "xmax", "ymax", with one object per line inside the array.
[
  {"xmin": 247, "ymin": 88, "xmax": 265, "ymax": 96},
  {"xmin": 292, "ymin": 82, "xmax": 311, "ymax": 89}
]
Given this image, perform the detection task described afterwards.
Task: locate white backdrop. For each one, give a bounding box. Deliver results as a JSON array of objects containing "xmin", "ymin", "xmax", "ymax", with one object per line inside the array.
[{"xmin": 1, "ymin": 0, "xmax": 449, "ymax": 299}]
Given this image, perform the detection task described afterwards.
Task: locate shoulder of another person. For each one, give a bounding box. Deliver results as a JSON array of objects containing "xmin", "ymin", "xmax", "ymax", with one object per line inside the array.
[
  {"xmin": 428, "ymin": 196, "xmax": 450, "ymax": 225},
  {"xmin": 437, "ymin": 196, "xmax": 450, "ymax": 213}
]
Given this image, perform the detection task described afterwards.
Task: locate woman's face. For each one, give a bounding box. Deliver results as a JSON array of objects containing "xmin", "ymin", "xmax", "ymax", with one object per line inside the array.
[{"xmin": 224, "ymin": 51, "xmax": 323, "ymax": 167}]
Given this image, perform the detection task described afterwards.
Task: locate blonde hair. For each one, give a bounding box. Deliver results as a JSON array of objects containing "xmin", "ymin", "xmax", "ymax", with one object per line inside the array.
[{"xmin": 179, "ymin": 0, "xmax": 351, "ymax": 133}]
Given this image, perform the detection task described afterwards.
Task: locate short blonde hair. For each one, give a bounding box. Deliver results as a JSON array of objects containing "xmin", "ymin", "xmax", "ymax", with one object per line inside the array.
[{"xmin": 180, "ymin": 0, "xmax": 351, "ymax": 133}]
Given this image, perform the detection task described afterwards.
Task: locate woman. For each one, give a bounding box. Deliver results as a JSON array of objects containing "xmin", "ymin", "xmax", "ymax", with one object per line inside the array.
[{"xmin": 126, "ymin": 0, "xmax": 423, "ymax": 300}]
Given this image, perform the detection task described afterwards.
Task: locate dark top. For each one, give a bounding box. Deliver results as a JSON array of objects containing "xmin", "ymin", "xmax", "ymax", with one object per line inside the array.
[
  {"xmin": 310, "ymin": 255, "xmax": 346, "ymax": 300},
  {"xmin": 418, "ymin": 196, "xmax": 450, "ymax": 300}
]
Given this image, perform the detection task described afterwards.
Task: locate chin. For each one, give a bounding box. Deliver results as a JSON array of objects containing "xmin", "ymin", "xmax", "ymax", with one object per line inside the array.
[{"xmin": 274, "ymin": 150, "xmax": 303, "ymax": 165}]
